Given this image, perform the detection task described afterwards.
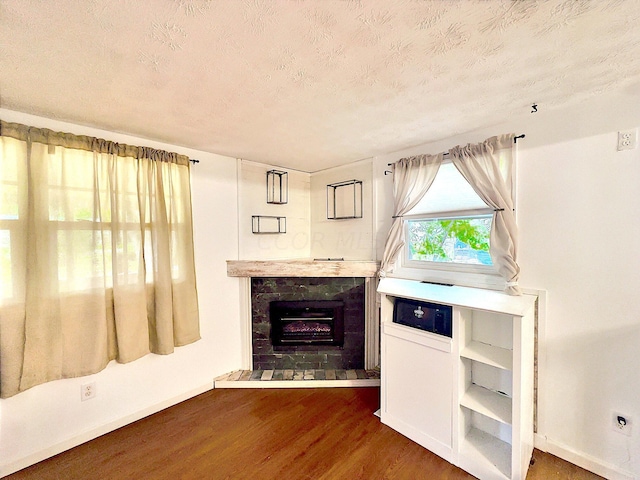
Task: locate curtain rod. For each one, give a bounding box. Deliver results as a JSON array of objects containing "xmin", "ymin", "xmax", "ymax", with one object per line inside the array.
[
  {"xmin": 189, "ymin": 134, "xmax": 526, "ymax": 168},
  {"xmin": 385, "ymin": 134, "xmax": 525, "ymax": 171}
]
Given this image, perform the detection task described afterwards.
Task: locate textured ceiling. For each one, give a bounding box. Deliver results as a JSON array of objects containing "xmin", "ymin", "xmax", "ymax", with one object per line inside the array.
[{"xmin": 2, "ymin": 0, "xmax": 640, "ymax": 172}]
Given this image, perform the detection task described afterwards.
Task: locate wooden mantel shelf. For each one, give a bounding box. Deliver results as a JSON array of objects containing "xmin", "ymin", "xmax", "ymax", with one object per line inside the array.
[{"xmin": 226, "ymin": 259, "xmax": 379, "ymax": 278}]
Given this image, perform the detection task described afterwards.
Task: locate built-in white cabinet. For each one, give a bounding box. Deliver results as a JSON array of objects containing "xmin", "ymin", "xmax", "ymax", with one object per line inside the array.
[
  {"xmin": 381, "ymin": 320, "xmax": 454, "ymax": 461},
  {"xmin": 378, "ymin": 278, "xmax": 536, "ymax": 480}
]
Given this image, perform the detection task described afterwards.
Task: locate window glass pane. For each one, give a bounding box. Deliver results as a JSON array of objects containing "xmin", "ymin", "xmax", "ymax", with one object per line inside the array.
[
  {"xmin": 125, "ymin": 229, "xmax": 143, "ymax": 277},
  {"xmin": 57, "ymin": 229, "xmax": 107, "ymax": 291},
  {"xmin": 0, "ymin": 230, "xmax": 12, "ymax": 299},
  {"xmin": 0, "ymin": 185, "xmax": 18, "ymax": 220},
  {"xmin": 111, "ymin": 229, "xmax": 143, "ymax": 285},
  {"xmin": 144, "ymin": 229, "xmax": 153, "ymax": 284},
  {"xmin": 0, "ymin": 138, "xmax": 20, "ymax": 221},
  {"xmin": 408, "ymin": 215, "xmax": 493, "ymax": 265},
  {"xmin": 49, "ymin": 147, "xmax": 94, "ymax": 188},
  {"xmin": 0, "ymin": 138, "xmax": 21, "ymax": 183},
  {"xmin": 49, "ymin": 188, "xmax": 96, "ymax": 221}
]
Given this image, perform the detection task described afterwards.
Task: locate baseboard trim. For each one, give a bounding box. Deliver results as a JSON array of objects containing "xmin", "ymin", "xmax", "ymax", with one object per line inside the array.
[
  {"xmin": 1, "ymin": 382, "xmax": 213, "ymax": 478},
  {"xmin": 535, "ymin": 434, "xmax": 634, "ymax": 480}
]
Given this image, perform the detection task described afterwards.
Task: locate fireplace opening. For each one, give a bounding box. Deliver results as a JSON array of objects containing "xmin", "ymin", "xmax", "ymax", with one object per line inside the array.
[{"xmin": 270, "ymin": 300, "xmax": 344, "ymax": 346}]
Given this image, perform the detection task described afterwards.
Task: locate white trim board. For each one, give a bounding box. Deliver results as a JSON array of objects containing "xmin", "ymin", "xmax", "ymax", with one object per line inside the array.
[{"xmin": 534, "ymin": 434, "xmax": 634, "ymax": 480}]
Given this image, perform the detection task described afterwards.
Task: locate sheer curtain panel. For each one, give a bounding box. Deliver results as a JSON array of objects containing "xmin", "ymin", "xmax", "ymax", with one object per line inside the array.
[
  {"xmin": 0, "ymin": 121, "xmax": 200, "ymax": 398},
  {"xmin": 379, "ymin": 153, "xmax": 443, "ymax": 276},
  {"xmin": 449, "ymin": 134, "xmax": 521, "ymax": 295}
]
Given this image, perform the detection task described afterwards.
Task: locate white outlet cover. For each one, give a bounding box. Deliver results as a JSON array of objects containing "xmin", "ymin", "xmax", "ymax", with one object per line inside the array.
[
  {"xmin": 81, "ymin": 382, "xmax": 97, "ymax": 401},
  {"xmin": 617, "ymin": 130, "xmax": 637, "ymax": 151}
]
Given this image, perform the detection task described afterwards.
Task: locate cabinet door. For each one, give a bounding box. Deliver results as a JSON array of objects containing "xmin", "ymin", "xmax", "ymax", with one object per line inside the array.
[{"xmin": 381, "ymin": 324, "xmax": 453, "ymax": 461}]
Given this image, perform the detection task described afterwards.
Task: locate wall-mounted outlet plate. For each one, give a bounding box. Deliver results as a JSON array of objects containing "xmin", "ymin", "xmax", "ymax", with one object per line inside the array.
[
  {"xmin": 617, "ymin": 130, "xmax": 637, "ymax": 151},
  {"xmin": 612, "ymin": 412, "xmax": 632, "ymax": 436},
  {"xmin": 81, "ymin": 382, "xmax": 96, "ymax": 401}
]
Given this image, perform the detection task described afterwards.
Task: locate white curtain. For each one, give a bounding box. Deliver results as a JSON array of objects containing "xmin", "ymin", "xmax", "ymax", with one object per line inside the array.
[
  {"xmin": 449, "ymin": 134, "xmax": 521, "ymax": 295},
  {"xmin": 0, "ymin": 121, "xmax": 200, "ymax": 398},
  {"xmin": 379, "ymin": 153, "xmax": 443, "ymax": 276}
]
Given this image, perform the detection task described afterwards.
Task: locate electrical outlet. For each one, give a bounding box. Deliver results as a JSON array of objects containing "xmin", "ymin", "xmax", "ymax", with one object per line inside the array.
[
  {"xmin": 81, "ymin": 382, "xmax": 96, "ymax": 401},
  {"xmin": 617, "ymin": 130, "xmax": 637, "ymax": 151},
  {"xmin": 612, "ymin": 413, "xmax": 632, "ymax": 436}
]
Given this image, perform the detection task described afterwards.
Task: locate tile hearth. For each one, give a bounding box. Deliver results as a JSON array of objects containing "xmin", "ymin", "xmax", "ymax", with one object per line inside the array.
[{"xmin": 214, "ymin": 368, "xmax": 380, "ymax": 389}]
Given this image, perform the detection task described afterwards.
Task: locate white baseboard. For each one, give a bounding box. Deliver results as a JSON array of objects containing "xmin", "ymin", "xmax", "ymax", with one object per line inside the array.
[
  {"xmin": 1, "ymin": 382, "xmax": 213, "ymax": 478},
  {"xmin": 535, "ymin": 434, "xmax": 634, "ymax": 480}
]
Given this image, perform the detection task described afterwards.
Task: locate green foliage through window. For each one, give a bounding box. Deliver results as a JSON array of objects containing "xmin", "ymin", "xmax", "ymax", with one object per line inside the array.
[{"xmin": 408, "ymin": 216, "xmax": 493, "ymax": 265}]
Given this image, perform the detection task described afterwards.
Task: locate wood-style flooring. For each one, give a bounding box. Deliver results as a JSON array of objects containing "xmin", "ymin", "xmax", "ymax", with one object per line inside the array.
[{"xmin": 8, "ymin": 387, "xmax": 603, "ymax": 480}]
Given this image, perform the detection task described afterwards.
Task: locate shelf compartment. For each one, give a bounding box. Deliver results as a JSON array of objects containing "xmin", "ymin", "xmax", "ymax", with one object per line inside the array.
[
  {"xmin": 461, "ymin": 341, "xmax": 512, "ymax": 370},
  {"xmin": 461, "ymin": 384, "xmax": 512, "ymax": 425},
  {"xmin": 459, "ymin": 426, "xmax": 511, "ymax": 480}
]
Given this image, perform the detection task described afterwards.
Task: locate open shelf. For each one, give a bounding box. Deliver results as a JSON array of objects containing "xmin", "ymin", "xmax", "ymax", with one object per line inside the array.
[
  {"xmin": 327, "ymin": 179, "xmax": 363, "ymax": 219},
  {"xmin": 461, "ymin": 341, "xmax": 512, "ymax": 370},
  {"xmin": 459, "ymin": 427, "xmax": 511, "ymax": 480},
  {"xmin": 266, "ymin": 169, "xmax": 288, "ymax": 204},
  {"xmin": 251, "ymin": 215, "xmax": 286, "ymax": 234},
  {"xmin": 460, "ymin": 384, "xmax": 512, "ymax": 425}
]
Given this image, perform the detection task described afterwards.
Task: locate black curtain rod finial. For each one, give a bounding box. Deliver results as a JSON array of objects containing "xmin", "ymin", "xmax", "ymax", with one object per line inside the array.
[{"xmin": 190, "ymin": 158, "xmax": 200, "ymax": 164}]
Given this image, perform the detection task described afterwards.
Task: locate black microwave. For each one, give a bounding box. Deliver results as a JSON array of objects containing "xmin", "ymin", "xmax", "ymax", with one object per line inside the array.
[{"xmin": 393, "ymin": 298, "xmax": 452, "ymax": 338}]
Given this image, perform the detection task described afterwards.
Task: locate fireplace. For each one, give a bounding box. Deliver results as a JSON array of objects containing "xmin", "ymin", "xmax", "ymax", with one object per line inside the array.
[
  {"xmin": 251, "ymin": 277, "xmax": 365, "ymax": 371},
  {"xmin": 270, "ymin": 300, "xmax": 344, "ymax": 346},
  {"xmin": 227, "ymin": 259, "xmax": 379, "ymax": 372}
]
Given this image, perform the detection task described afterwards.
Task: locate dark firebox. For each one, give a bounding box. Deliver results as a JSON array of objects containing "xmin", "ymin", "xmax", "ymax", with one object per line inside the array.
[{"xmin": 270, "ymin": 300, "xmax": 344, "ymax": 346}]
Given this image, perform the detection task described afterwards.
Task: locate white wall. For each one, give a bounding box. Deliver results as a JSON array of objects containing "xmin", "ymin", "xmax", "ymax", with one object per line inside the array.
[
  {"xmin": 518, "ymin": 131, "xmax": 639, "ymax": 479},
  {"xmin": 237, "ymin": 157, "xmax": 376, "ymax": 261},
  {"xmin": 0, "ymin": 110, "xmax": 242, "ymax": 476},
  {"xmin": 310, "ymin": 159, "xmax": 375, "ymax": 260},
  {"xmin": 238, "ymin": 160, "xmax": 311, "ymax": 259},
  {"xmin": 372, "ymin": 89, "xmax": 640, "ymax": 479}
]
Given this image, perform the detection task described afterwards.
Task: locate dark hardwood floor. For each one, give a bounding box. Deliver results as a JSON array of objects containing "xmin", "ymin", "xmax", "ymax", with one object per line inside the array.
[{"xmin": 8, "ymin": 387, "xmax": 602, "ymax": 479}]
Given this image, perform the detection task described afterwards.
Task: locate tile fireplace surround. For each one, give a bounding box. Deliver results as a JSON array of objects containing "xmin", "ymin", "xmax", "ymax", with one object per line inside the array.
[
  {"xmin": 226, "ymin": 260, "xmax": 380, "ymax": 371},
  {"xmin": 252, "ymin": 277, "xmax": 363, "ymax": 370}
]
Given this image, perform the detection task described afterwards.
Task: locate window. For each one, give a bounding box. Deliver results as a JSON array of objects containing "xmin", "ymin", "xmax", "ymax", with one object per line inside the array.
[
  {"xmin": 402, "ymin": 161, "xmax": 498, "ymax": 273},
  {"xmin": 0, "ymin": 121, "xmax": 200, "ymax": 398},
  {"xmin": 406, "ymin": 214, "xmax": 493, "ymax": 265},
  {"xmin": 0, "ymin": 136, "xmax": 23, "ymax": 300},
  {"xmin": 380, "ymin": 134, "xmax": 519, "ymax": 293}
]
